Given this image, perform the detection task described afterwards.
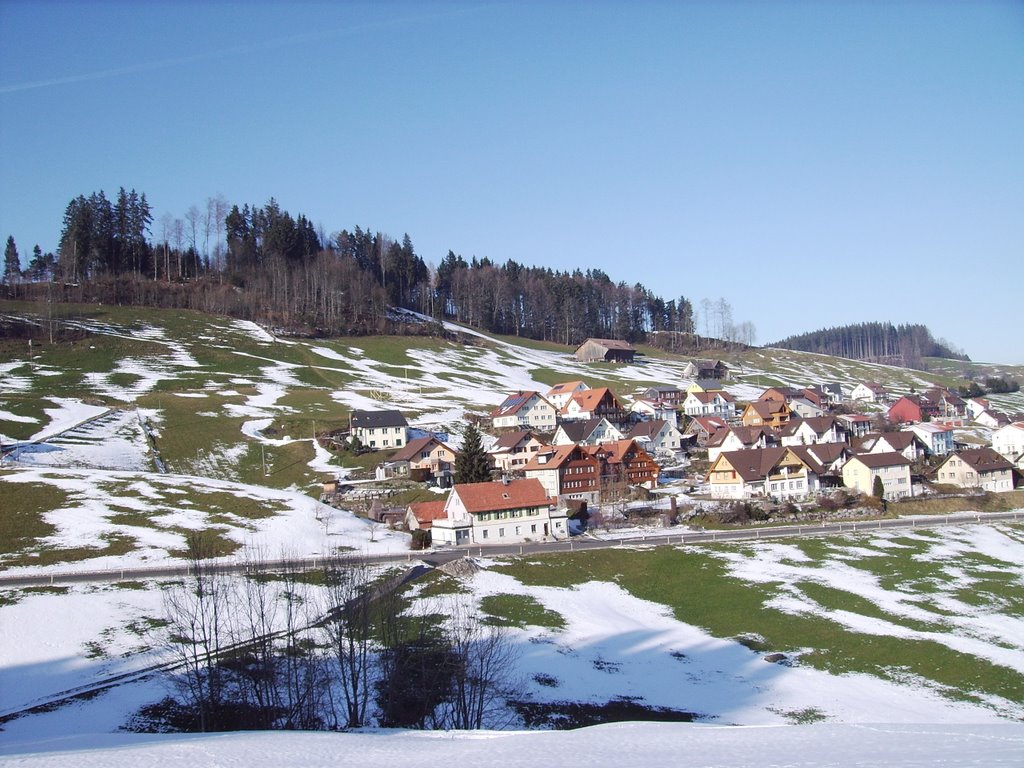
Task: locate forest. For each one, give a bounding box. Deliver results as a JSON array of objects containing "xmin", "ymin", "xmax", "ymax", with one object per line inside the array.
[
  {"xmin": 771, "ymin": 322, "xmax": 970, "ymax": 366},
  {"xmin": 1, "ymin": 190, "xmax": 713, "ymax": 348}
]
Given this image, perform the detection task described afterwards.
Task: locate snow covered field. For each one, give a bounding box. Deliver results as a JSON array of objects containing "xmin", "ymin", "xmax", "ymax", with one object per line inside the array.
[{"xmin": 3, "ymin": 307, "xmax": 1024, "ymax": 764}]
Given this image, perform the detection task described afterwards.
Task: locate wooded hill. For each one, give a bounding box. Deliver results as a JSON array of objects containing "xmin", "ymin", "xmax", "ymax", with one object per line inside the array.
[{"xmin": 770, "ymin": 322, "xmax": 970, "ymax": 366}]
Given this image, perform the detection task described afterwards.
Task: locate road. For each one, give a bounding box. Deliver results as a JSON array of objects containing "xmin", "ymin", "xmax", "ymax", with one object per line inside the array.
[{"xmin": 1, "ymin": 509, "xmax": 1020, "ymax": 588}]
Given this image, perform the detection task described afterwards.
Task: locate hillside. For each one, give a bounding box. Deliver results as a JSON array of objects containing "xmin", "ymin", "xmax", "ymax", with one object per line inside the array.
[{"xmin": 2, "ymin": 301, "xmax": 1024, "ymax": 753}]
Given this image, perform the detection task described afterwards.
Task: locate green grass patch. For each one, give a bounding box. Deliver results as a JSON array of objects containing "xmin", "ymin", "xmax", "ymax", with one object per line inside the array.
[
  {"xmin": 5, "ymin": 532, "xmax": 138, "ymax": 568},
  {"xmin": 166, "ymin": 528, "xmax": 239, "ymax": 559},
  {"xmin": 479, "ymin": 593, "xmax": 566, "ymax": 629},
  {"xmin": 0, "ymin": 477, "xmax": 64, "ymax": 558}
]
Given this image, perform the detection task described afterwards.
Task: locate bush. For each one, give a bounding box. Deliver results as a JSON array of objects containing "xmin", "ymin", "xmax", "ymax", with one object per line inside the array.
[{"xmin": 410, "ymin": 528, "xmax": 431, "ymax": 550}]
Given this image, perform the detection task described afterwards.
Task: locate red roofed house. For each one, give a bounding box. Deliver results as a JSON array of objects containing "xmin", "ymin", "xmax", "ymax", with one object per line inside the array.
[
  {"xmin": 523, "ymin": 444, "xmax": 602, "ymax": 503},
  {"xmin": 545, "ymin": 381, "xmax": 590, "ymax": 410},
  {"xmin": 404, "ymin": 500, "xmax": 448, "ymax": 531},
  {"xmin": 560, "ymin": 387, "xmax": 627, "ymax": 424},
  {"xmin": 430, "ymin": 478, "xmax": 567, "ymax": 545}
]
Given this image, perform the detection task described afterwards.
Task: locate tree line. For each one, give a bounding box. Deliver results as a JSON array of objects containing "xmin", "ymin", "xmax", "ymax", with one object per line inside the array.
[
  {"xmin": 3, "ymin": 188, "xmax": 759, "ymax": 347},
  {"xmin": 770, "ymin": 322, "xmax": 969, "ymax": 365}
]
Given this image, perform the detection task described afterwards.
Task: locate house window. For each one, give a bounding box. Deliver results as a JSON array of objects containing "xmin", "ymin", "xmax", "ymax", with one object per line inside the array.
[
  {"xmin": 499, "ymin": 527, "xmax": 505, "ymax": 537},
  {"xmin": 482, "ymin": 529, "xmax": 489, "ymax": 539}
]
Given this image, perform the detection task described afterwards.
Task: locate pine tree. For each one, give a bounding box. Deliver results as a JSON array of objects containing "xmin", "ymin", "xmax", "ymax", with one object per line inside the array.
[
  {"xmin": 872, "ymin": 475, "xmax": 885, "ymax": 500},
  {"xmin": 3, "ymin": 236, "xmax": 21, "ymax": 284},
  {"xmin": 454, "ymin": 422, "xmax": 492, "ymax": 484}
]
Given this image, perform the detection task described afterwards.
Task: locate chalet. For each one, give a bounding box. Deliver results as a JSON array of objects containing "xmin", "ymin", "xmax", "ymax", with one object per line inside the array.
[
  {"xmin": 740, "ymin": 400, "xmax": 792, "ymax": 429},
  {"xmin": 934, "ymin": 448, "xmax": 1014, "ymax": 493},
  {"xmin": 836, "ymin": 413, "xmax": 873, "ymax": 440},
  {"xmin": 350, "ymin": 409, "xmax": 408, "ymax": 450},
  {"xmin": 551, "ymin": 417, "xmax": 624, "ymax": 446},
  {"xmin": 639, "ymin": 385, "xmax": 685, "ymax": 406},
  {"xmin": 430, "ymin": 478, "xmax": 566, "ymax": 546},
  {"xmin": 388, "ymin": 435, "xmax": 457, "ymax": 483},
  {"xmin": 850, "ymin": 382, "xmax": 887, "ymax": 403},
  {"xmin": 545, "ymin": 381, "xmax": 589, "ymax": 410},
  {"xmin": 523, "ymin": 444, "xmax": 601, "ymax": 503},
  {"xmin": 779, "ymin": 416, "xmax": 846, "ymax": 447},
  {"xmin": 707, "ymin": 425, "xmax": 778, "ymax": 462},
  {"xmin": 491, "ymin": 391, "xmax": 558, "ymax": 431},
  {"xmin": 758, "ymin": 387, "xmax": 805, "ymax": 403},
  {"xmin": 682, "ymin": 415, "xmax": 729, "ymax": 447},
  {"xmin": 992, "ymin": 422, "xmax": 1024, "ymax": 466},
  {"xmin": 905, "ymin": 423, "xmax": 954, "ymax": 456},
  {"xmin": 705, "ymin": 447, "xmax": 819, "ymax": 500},
  {"xmin": 856, "ymin": 431, "xmax": 928, "ymax": 463},
  {"xmin": 487, "ymin": 430, "xmax": 547, "ymax": 473},
  {"xmin": 682, "ymin": 390, "xmax": 737, "ymax": 420},
  {"xmin": 575, "ymin": 338, "xmax": 636, "ymax": 364},
  {"xmin": 842, "ymin": 453, "xmax": 913, "ymax": 500},
  {"xmin": 583, "ymin": 438, "xmax": 659, "ymax": 492},
  {"xmin": 630, "ymin": 398, "xmax": 679, "ymax": 426},
  {"xmin": 560, "ymin": 387, "xmax": 627, "ymax": 424},
  {"xmin": 682, "ymin": 359, "xmax": 730, "ymax": 380},
  {"xmin": 627, "ymin": 419, "xmax": 684, "ymax": 456},
  {"xmin": 404, "ymin": 500, "xmax": 448, "ymax": 532}
]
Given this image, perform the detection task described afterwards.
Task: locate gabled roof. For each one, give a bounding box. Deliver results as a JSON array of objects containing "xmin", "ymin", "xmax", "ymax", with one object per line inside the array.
[
  {"xmin": 555, "ymin": 418, "xmax": 605, "ymax": 443},
  {"xmin": 940, "ymin": 447, "xmax": 1014, "ymax": 473},
  {"xmin": 706, "ymin": 425, "xmax": 773, "ymax": 449},
  {"xmin": 857, "ymin": 431, "xmax": 919, "ymax": 452},
  {"xmin": 628, "ymin": 419, "xmax": 671, "ymax": 441},
  {"xmin": 523, "ymin": 444, "xmax": 592, "ymax": 471},
  {"xmin": 563, "ymin": 387, "xmax": 621, "ymax": 414},
  {"xmin": 351, "ymin": 409, "xmax": 408, "ymax": 428},
  {"xmin": 849, "ymin": 452, "xmax": 911, "ymax": 469},
  {"xmin": 713, "ymin": 447, "xmax": 809, "ymax": 483},
  {"xmin": 407, "ymin": 500, "xmax": 448, "ymax": 525},
  {"xmin": 689, "ymin": 415, "xmax": 728, "ymax": 433},
  {"xmin": 489, "ymin": 429, "xmax": 537, "ymax": 451},
  {"xmin": 583, "ymin": 438, "xmax": 652, "ymax": 465},
  {"xmin": 491, "ymin": 391, "xmax": 545, "ymax": 417},
  {"xmin": 780, "ymin": 415, "xmax": 838, "ymax": 437},
  {"xmin": 390, "ymin": 435, "xmax": 453, "ymax": 462},
  {"xmin": 577, "ymin": 338, "xmax": 635, "ymax": 351},
  {"xmin": 687, "ymin": 390, "xmax": 735, "ymax": 404},
  {"xmin": 453, "ymin": 478, "xmax": 550, "ymax": 513},
  {"xmin": 746, "ymin": 400, "xmax": 789, "ymax": 418},
  {"xmin": 792, "ymin": 443, "xmax": 850, "ymax": 474},
  {"xmin": 547, "ymin": 381, "xmax": 587, "ymax": 396}
]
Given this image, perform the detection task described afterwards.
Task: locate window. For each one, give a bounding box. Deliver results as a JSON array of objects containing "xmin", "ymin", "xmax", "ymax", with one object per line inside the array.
[
  {"xmin": 499, "ymin": 527, "xmax": 505, "ymax": 537},
  {"xmin": 482, "ymin": 529, "xmax": 489, "ymax": 539}
]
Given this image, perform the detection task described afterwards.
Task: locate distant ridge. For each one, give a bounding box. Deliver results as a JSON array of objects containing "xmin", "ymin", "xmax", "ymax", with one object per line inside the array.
[{"xmin": 769, "ymin": 322, "xmax": 969, "ymax": 367}]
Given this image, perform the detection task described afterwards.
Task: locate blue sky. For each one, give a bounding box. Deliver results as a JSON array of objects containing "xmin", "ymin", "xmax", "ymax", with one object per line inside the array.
[{"xmin": 1, "ymin": 1, "xmax": 1022, "ymax": 364}]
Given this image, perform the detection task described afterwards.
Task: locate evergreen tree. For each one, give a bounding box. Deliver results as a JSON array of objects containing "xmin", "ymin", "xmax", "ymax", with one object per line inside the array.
[
  {"xmin": 3, "ymin": 236, "xmax": 21, "ymax": 284},
  {"xmin": 872, "ymin": 475, "xmax": 885, "ymax": 500},
  {"xmin": 454, "ymin": 422, "xmax": 492, "ymax": 484}
]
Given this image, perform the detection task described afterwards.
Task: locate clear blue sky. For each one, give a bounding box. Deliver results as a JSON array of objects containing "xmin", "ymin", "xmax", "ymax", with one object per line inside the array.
[{"xmin": 2, "ymin": 1, "xmax": 1022, "ymax": 364}]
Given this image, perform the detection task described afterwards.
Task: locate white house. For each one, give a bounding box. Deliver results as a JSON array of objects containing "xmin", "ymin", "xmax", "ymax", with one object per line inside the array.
[
  {"xmin": 681, "ymin": 390, "xmax": 737, "ymax": 420},
  {"xmin": 779, "ymin": 416, "xmax": 845, "ymax": 447},
  {"xmin": 850, "ymin": 382, "xmax": 887, "ymax": 403},
  {"xmin": 934, "ymin": 448, "xmax": 1014, "ymax": 493},
  {"xmin": 992, "ymin": 422, "xmax": 1024, "ymax": 465},
  {"xmin": 430, "ymin": 478, "xmax": 567, "ymax": 545},
  {"xmin": 630, "ymin": 398, "xmax": 679, "ymax": 427},
  {"xmin": 905, "ymin": 423, "xmax": 955, "ymax": 456},
  {"xmin": 350, "ymin": 409, "xmax": 408, "ymax": 450},
  {"xmin": 628, "ymin": 419, "xmax": 684, "ymax": 456},
  {"xmin": 551, "ymin": 417, "xmax": 624, "ymax": 446},
  {"xmin": 490, "ymin": 391, "xmax": 558, "ymax": 431},
  {"xmin": 842, "ymin": 453, "xmax": 913, "ymax": 500},
  {"xmin": 545, "ymin": 381, "xmax": 589, "ymax": 410}
]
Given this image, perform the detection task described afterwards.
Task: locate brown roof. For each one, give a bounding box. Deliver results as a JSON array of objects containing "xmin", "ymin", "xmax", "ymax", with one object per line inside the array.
[
  {"xmin": 945, "ymin": 447, "xmax": 1014, "ymax": 473},
  {"xmin": 490, "ymin": 429, "xmax": 536, "ymax": 451},
  {"xmin": 407, "ymin": 500, "xmax": 448, "ymax": 527},
  {"xmin": 522, "ymin": 444, "xmax": 588, "ymax": 471},
  {"xmin": 628, "ymin": 420, "xmax": 669, "ymax": 441},
  {"xmin": 713, "ymin": 447, "xmax": 803, "ymax": 483},
  {"xmin": 453, "ymin": 478, "xmax": 550, "ymax": 513},
  {"xmin": 582, "ymin": 338, "xmax": 635, "ymax": 351},
  {"xmin": 849, "ymin": 452, "xmax": 911, "ymax": 469},
  {"xmin": 791, "ymin": 443, "xmax": 849, "ymax": 474},
  {"xmin": 390, "ymin": 435, "xmax": 452, "ymax": 462},
  {"xmin": 564, "ymin": 386, "xmax": 620, "ymax": 413}
]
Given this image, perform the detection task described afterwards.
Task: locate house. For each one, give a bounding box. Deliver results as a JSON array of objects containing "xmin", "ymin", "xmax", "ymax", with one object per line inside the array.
[
  {"xmin": 705, "ymin": 447, "xmax": 819, "ymax": 500},
  {"xmin": 560, "ymin": 387, "xmax": 627, "ymax": 424},
  {"xmin": 974, "ymin": 410, "xmax": 1008, "ymax": 429},
  {"xmin": 924, "ymin": 388, "xmax": 967, "ymax": 420},
  {"xmin": 551, "ymin": 417, "xmax": 624, "ymax": 446},
  {"xmin": 430, "ymin": 478, "xmax": 566, "ymax": 546},
  {"xmin": 574, "ymin": 338, "xmax": 636, "ymax": 364},
  {"xmin": 682, "ymin": 415, "xmax": 729, "ymax": 447},
  {"xmin": 796, "ymin": 442, "xmax": 852, "ymax": 485},
  {"xmin": 681, "ymin": 389, "xmax": 737, "ymax": 420},
  {"xmin": 992, "ymin": 422, "xmax": 1024, "ymax": 465},
  {"xmin": 842, "ymin": 453, "xmax": 913, "ymax": 500},
  {"xmin": 582, "ymin": 438, "xmax": 659, "ymax": 492},
  {"xmin": 404, "ymin": 500, "xmax": 448, "ymax": 532},
  {"xmin": 740, "ymin": 399, "xmax": 792, "ymax": 429},
  {"xmin": 966, "ymin": 397, "xmax": 990, "ymax": 420},
  {"xmin": 388, "ymin": 435, "xmax": 457, "ymax": 483},
  {"xmin": 628, "ymin": 419, "xmax": 684, "ymax": 456},
  {"xmin": 905, "ymin": 423, "xmax": 955, "ymax": 456},
  {"xmin": 487, "ymin": 430, "xmax": 547, "ymax": 473},
  {"xmin": 934, "ymin": 448, "xmax": 1014, "ymax": 492},
  {"xmin": 850, "ymin": 382, "xmax": 887, "ymax": 403},
  {"xmin": 836, "ymin": 413, "xmax": 873, "ymax": 440},
  {"xmin": 788, "ymin": 397, "xmax": 827, "ymax": 419},
  {"xmin": 887, "ymin": 395, "xmax": 939, "ymax": 425},
  {"xmin": 706, "ymin": 425, "xmax": 778, "ymax": 462},
  {"xmin": 545, "ymin": 381, "xmax": 589, "ymax": 410},
  {"xmin": 758, "ymin": 386, "xmax": 804, "ymax": 404},
  {"xmin": 350, "ymin": 409, "xmax": 408, "ymax": 450},
  {"xmin": 491, "ymin": 391, "xmax": 558, "ymax": 431},
  {"xmin": 682, "ymin": 359, "xmax": 730, "ymax": 380},
  {"xmin": 687, "ymin": 378, "xmax": 726, "ymax": 394},
  {"xmin": 523, "ymin": 444, "xmax": 602, "ymax": 503},
  {"xmin": 856, "ymin": 431, "xmax": 928, "ymax": 463},
  {"xmin": 779, "ymin": 416, "xmax": 846, "ymax": 447},
  {"xmin": 629, "ymin": 398, "xmax": 679, "ymax": 426},
  {"xmin": 818, "ymin": 383, "xmax": 845, "ymax": 406},
  {"xmin": 639, "ymin": 386, "xmax": 685, "ymax": 407}
]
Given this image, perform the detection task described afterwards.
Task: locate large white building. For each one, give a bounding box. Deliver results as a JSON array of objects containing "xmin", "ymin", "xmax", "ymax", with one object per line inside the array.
[{"xmin": 430, "ymin": 478, "xmax": 567, "ymax": 546}]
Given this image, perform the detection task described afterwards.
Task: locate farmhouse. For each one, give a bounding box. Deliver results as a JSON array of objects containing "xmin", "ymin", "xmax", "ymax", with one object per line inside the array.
[
  {"xmin": 430, "ymin": 478, "xmax": 566, "ymax": 546},
  {"xmin": 574, "ymin": 338, "xmax": 636, "ymax": 364},
  {"xmin": 350, "ymin": 409, "xmax": 408, "ymax": 450},
  {"xmin": 682, "ymin": 359, "xmax": 730, "ymax": 380}
]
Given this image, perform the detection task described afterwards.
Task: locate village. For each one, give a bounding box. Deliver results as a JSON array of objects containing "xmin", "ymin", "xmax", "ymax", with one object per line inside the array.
[{"xmin": 321, "ymin": 338, "xmax": 1024, "ymax": 548}]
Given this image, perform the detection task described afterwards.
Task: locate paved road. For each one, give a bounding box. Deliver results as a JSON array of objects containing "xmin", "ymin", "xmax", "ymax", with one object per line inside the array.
[{"xmin": 1, "ymin": 510, "xmax": 1020, "ymax": 588}]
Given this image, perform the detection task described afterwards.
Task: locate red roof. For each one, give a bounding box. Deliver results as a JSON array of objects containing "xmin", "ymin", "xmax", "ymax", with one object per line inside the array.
[
  {"xmin": 453, "ymin": 478, "xmax": 550, "ymax": 513},
  {"xmin": 407, "ymin": 500, "xmax": 448, "ymax": 528}
]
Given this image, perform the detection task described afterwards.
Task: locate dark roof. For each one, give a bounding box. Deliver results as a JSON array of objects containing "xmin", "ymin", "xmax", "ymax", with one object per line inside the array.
[
  {"xmin": 628, "ymin": 420, "xmax": 669, "ymax": 441},
  {"xmin": 351, "ymin": 409, "xmax": 408, "ymax": 429},
  {"xmin": 850, "ymin": 452, "xmax": 911, "ymax": 469},
  {"xmin": 390, "ymin": 435, "xmax": 453, "ymax": 462},
  {"xmin": 944, "ymin": 447, "xmax": 1014, "ymax": 473},
  {"xmin": 490, "ymin": 429, "xmax": 536, "ymax": 451},
  {"xmin": 491, "ymin": 391, "xmax": 543, "ymax": 417},
  {"xmin": 556, "ymin": 418, "xmax": 604, "ymax": 443}
]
